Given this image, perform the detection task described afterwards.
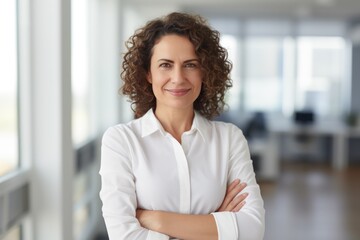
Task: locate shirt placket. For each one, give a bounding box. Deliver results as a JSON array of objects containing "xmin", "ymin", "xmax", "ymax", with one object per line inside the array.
[{"xmin": 169, "ymin": 136, "xmax": 191, "ymax": 214}]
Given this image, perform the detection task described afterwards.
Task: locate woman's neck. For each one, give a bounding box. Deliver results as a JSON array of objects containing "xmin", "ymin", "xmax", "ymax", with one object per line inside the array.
[{"xmin": 154, "ymin": 107, "xmax": 194, "ymax": 143}]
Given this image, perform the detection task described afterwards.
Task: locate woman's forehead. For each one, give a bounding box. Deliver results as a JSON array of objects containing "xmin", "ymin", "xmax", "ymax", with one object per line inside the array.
[{"xmin": 151, "ymin": 34, "xmax": 197, "ymax": 60}]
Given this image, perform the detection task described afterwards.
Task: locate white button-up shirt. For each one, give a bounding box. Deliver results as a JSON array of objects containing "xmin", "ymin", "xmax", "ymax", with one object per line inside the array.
[{"xmin": 99, "ymin": 109, "xmax": 265, "ymax": 240}]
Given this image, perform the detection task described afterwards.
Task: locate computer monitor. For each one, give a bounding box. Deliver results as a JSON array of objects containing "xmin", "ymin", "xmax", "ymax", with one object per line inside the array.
[{"xmin": 293, "ymin": 110, "xmax": 315, "ymax": 125}]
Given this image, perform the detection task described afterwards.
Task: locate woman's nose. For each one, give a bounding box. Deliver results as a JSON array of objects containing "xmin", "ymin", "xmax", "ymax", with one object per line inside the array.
[{"xmin": 171, "ymin": 67, "xmax": 185, "ymax": 84}]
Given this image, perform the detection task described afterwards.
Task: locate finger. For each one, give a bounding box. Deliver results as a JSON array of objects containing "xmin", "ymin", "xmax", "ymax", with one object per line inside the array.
[
  {"xmin": 227, "ymin": 192, "xmax": 248, "ymax": 211},
  {"xmin": 217, "ymin": 180, "xmax": 240, "ymax": 211},
  {"xmin": 232, "ymin": 200, "xmax": 246, "ymax": 212},
  {"xmin": 226, "ymin": 179, "xmax": 240, "ymax": 194},
  {"xmin": 220, "ymin": 182, "xmax": 247, "ymax": 211},
  {"xmin": 225, "ymin": 182, "xmax": 247, "ymax": 205}
]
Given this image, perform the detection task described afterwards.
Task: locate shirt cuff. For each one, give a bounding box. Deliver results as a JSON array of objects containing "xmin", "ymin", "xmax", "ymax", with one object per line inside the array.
[
  {"xmin": 146, "ymin": 230, "xmax": 170, "ymax": 240},
  {"xmin": 211, "ymin": 212, "xmax": 238, "ymax": 240}
]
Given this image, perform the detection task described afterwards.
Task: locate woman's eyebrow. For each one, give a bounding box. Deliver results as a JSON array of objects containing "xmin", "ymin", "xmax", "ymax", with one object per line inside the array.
[
  {"xmin": 157, "ymin": 58, "xmax": 199, "ymax": 63},
  {"xmin": 157, "ymin": 59, "xmax": 174, "ymax": 63},
  {"xmin": 184, "ymin": 59, "xmax": 199, "ymax": 63}
]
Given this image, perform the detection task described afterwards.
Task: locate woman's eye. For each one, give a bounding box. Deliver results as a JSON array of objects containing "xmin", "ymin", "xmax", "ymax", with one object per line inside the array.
[
  {"xmin": 159, "ymin": 63, "xmax": 171, "ymax": 68},
  {"xmin": 185, "ymin": 63, "xmax": 197, "ymax": 68}
]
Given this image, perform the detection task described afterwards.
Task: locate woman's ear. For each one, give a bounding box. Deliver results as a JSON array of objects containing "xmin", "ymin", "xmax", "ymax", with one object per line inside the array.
[{"xmin": 146, "ymin": 73, "xmax": 152, "ymax": 84}]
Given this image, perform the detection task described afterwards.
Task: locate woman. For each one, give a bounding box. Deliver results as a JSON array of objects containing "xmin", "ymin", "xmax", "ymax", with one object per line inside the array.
[{"xmin": 99, "ymin": 12, "xmax": 265, "ymax": 240}]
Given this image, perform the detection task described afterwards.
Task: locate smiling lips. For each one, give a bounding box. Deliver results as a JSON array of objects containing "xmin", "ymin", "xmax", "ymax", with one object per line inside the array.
[{"xmin": 165, "ymin": 88, "xmax": 191, "ymax": 96}]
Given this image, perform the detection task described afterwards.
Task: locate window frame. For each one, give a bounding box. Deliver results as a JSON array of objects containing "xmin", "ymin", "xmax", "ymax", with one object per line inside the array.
[{"xmin": 0, "ymin": 0, "xmax": 31, "ymax": 238}]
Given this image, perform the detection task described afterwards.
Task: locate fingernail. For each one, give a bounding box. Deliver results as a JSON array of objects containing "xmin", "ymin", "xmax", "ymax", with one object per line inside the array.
[{"xmin": 241, "ymin": 192, "xmax": 249, "ymax": 197}]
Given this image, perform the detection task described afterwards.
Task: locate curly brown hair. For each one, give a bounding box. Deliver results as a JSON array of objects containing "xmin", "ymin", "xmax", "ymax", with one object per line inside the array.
[{"xmin": 121, "ymin": 12, "xmax": 232, "ymax": 119}]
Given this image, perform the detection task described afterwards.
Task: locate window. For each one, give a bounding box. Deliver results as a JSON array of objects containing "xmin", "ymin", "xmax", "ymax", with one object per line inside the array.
[
  {"xmin": 213, "ymin": 19, "xmax": 348, "ymax": 118},
  {"xmin": 221, "ymin": 35, "xmax": 241, "ymax": 110},
  {"xmin": 71, "ymin": 1, "xmax": 98, "ymax": 239},
  {"xmin": 296, "ymin": 37, "xmax": 346, "ymax": 117},
  {"xmin": 73, "ymin": 170, "xmax": 92, "ymax": 239},
  {"xmin": 243, "ymin": 37, "xmax": 284, "ymax": 112},
  {"xmin": 72, "ymin": 0, "xmax": 92, "ymax": 146},
  {"xmin": 0, "ymin": 0, "xmax": 19, "ymax": 176}
]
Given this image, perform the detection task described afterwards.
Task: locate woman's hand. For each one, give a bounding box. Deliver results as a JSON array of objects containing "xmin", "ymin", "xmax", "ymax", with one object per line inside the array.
[{"xmin": 217, "ymin": 179, "xmax": 248, "ymax": 212}]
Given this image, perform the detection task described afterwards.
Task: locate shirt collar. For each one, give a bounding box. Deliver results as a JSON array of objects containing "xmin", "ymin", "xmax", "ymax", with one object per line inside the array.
[
  {"xmin": 140, "ymin": 109, "xmax": 208, "ymax": 142},
  {"xmin": 190, "ymin": 111, "xmax": 208, "ymax": 142},
  {"xmin": 140, "ymin": 109, "xmax": 166, "ymax": 138}
]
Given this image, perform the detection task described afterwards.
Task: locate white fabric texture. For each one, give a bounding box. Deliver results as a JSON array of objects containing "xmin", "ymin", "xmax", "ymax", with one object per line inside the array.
[{"xmin": 99, "ymin": 109, "xmax": 265, "ymax": 240}]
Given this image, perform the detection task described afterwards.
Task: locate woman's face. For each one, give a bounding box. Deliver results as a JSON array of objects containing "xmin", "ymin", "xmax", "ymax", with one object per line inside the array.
[{"xmin": 147, "ymin": 34, "xmax": 202, "ymax": 113}]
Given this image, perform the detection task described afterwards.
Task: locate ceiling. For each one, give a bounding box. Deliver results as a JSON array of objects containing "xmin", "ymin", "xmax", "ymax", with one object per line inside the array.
[{"xmin": 123, "ymin": 0, "xmax": 360, "ymax": 22}]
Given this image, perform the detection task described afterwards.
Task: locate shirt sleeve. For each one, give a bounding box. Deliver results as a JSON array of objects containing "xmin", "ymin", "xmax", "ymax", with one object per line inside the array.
[
  {"xmin": 211, "ymin": 124, "xmax": 265, "ymax": 240},
  {"xmin": 99, "ymin": 126, "xmax": 170, "ymax": 240}
]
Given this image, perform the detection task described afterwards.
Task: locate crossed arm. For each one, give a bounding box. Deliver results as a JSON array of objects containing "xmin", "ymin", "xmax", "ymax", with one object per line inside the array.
[
  {"xmin": 100, "ymin": 125, "xmax": 264, "ymax": 239},
  {"xmin": 136, "ymin": 179, "xmax": 248, "ymax": 240}
]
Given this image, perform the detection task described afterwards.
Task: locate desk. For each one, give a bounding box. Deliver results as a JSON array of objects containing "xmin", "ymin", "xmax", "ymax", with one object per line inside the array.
[{"xmin": 251, "ymin": 118, "xmax": 360, "ymax": 180}]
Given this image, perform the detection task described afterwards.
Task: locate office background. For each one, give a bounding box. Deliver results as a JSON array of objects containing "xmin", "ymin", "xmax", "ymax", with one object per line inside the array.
[{"xmin": 0, "ymin": 0, "xmax": 360, "ymax": 239}]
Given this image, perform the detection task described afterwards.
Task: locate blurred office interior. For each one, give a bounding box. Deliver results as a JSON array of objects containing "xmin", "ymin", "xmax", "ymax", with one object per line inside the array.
[{"xmin": 1, "ymin": 0, "xmax": 360, "ymax": 239}]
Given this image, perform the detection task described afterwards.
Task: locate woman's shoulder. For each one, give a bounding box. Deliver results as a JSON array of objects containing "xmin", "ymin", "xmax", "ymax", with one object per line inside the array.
[
  {"xmin": 102, "ymin": 118, "xmax": 141, "ymax": 143},
  {"xmin": 196, "ymin": 114, "xmax": 245, "ymax": 140},
  {"xmin": 210, "ymin": 119, "xmax": 244, "ymax": 134}
]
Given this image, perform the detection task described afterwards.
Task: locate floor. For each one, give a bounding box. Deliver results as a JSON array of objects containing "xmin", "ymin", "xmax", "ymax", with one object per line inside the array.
[{"xmin": 259, "ymin": 162, "xmax": 360, "ymax": 240}]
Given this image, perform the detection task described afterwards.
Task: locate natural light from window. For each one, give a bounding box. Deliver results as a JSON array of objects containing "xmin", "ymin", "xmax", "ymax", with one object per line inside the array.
[
  {"xmin": 219, "ymin": 32, "xmax": 346, "ymax": 118},
  {"xmin": 244, "ymin": 37, "xmax": 283, "ymax": 112},
  {"xmin": 0, "ymin": 0, "xmax": 19, "ymax": 177},
  {"xmin": 296, "ymin": 36, "xmax": 346, "ymax": 117},
  {"xmin": 72, "ymin": 0, "xmax": 91, "ymax": 146},
  {"xmin": 221, "ymin": 35, "xmax": 241, "ymax": 111}
]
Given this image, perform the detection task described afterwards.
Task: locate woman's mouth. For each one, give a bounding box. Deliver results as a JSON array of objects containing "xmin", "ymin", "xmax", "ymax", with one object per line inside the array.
[{"xmin": 165, "ymin": 88, "xmax": 191, "ymax": 97}]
